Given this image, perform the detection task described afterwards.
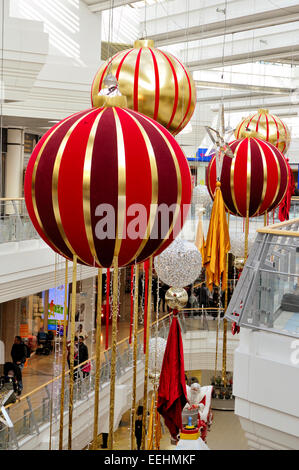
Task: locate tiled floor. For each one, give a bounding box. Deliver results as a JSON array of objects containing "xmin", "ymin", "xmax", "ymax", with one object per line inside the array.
[{"xmin": 98, "ymin": 408, "xmax": 248, "ymax": 450}]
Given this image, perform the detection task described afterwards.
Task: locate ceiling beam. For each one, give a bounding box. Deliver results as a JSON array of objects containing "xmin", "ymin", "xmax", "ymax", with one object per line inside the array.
[
  {"xmin": 87, "ymin": 0, "xmax": 143, "ymax": 12},
  {"xmin": 197, "ymin": 92, "xmax": 289, "ymax": 104},
  {"xmin": 151, "ymin": 5, "xmax": 299, "ymax": 46},
  {"xmin": 187, "ymin": 45, "xmax": 299, "ymax": 70},
  {"xmin": 212, "ymin": 102, "xmax": 298, "ymax": 112},
  {"xmin": 195, "ymin": 80, "xmax": 295, "ymax": 95}
]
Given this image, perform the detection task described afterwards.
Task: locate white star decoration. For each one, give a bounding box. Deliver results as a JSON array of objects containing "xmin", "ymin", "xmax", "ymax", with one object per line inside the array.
[{"xmin": 205, "ymin": 104, "xmax": 235, "ymax": 180}]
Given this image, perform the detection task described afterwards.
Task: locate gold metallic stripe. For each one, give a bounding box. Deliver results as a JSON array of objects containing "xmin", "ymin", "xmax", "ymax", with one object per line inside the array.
[
  {"xmin": 52, "ymin": 109, "xmax": 96, "ymax": 262},
  {"xmin": 32, "ymin": 111, "xmax": 83, "ymax": 258},
  {"xmin": 275, "ymin": 115, "xmax": 287, "ymax": 153},
  {"xmin": 155, "ymin": 49, "xmax": 177, "ymax": 129},
  {"xmin": 83, "ymin": 109, "xmax": 106, "ymax": 267},
  {"xmin": 230, "ymin": 140, "xmax": 243, "ymax": 216},
  {"xmin": 278, "ymin": 155, "xmax": 289, "ymax": 205},
  {"xmin": 167, "ymin": 53, "xmax": 191, "ymax": 133},
  {"xmin": 136, "ymin": 113, "xmax": 183, "ymax": 256},
  {"xmin": 139, "ymin": 48, "xmax": 156, "ymax": 120},
  {"xmin": 113, "ymin": 50, "xmax": 138, "ymax": 113},
  {"xmin": 252, "ymin": 139, "xmax": 267, "ymax": 216},
  {"xmin": 112, "ymin": 108, "xmax": 127, "ymax": 260},
  {"xmin": 263, "ymin": 142, "xmax": 281, "ymax": 209},
  {"xmin": 246, "ymin": 138, "xmax": 252, "ymax": 216},
  {"xmin": 236, "ymin": 119, "xmax": 246, "ymax": 139},
  {"xmin": 121, "ymin": 109, "xmax": 159, "ymax": 264}
]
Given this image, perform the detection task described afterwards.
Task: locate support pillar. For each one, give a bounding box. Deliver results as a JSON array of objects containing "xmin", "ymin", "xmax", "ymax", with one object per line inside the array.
[{"xmin": 5, "ymin": 128, "xmax": 24, "ymax": 213}]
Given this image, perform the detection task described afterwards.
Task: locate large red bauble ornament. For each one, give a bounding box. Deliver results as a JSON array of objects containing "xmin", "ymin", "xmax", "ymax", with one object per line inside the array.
[
  {"xmin": 24, "ymin": 106, "xmax": 192, "ymax": 268},
  {"xmin": 91, "ymin": 40, "xmax": 196, "ymax": 136},
  {"xmin": 206, "ymin": 137, "xmax": 288, "ymax": 217}
]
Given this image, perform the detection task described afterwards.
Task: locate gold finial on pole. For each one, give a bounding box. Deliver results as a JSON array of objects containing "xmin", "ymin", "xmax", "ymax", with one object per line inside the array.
[
  {"xmin": 141, "ymin": 257, "xmax": 153, "ymax": 450},
  {"xmin": 92, "ymin": 268, "xmax": 103, "ymax": 449},
  {"xmin": 68, "ymin": 255, "xmax": 77, "ymax": 450},
  {"xmin": 59, "ymin": 260, "xmax": 68, "ymax": 450},
  {"xmin": 130, "ymin": 263, "xmax": 139, "ymax": 450},
  {"xmin": 108, "ymin": 257, "xmax": 119, "ymax": 450}
]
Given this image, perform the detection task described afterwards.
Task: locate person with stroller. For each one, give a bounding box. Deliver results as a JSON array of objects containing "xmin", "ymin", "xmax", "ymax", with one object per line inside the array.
[
  {"xmin": 72, "ymin": 336, "xmax": 89, "ymax": 381},
  {"xmin": 10, "ymin": 336, "xmax": 27, "ymax": 392},
  {"xmin": 0, "ymin": 362, "xmax": 22, "ymax": 404}
]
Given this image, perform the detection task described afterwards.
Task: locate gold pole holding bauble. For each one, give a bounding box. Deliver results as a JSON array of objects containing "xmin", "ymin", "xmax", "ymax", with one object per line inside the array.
[
  {"xmin": 92, "ymin": 268, "xmax": 103, "ymax": 449},
  {"xmin": 221, "ymin": 212, "xmax": 230, "ymax": 387},
  {"xmin": 141, "ymin": 256, "xmax": 153, "ymax": 450},
  {"xmin": 68, "ymin": 255, "xmax": 77, "ymax": 450},
  {"xmin": 59, "ymin": 259, "xmax": 68, "ymax": 450},
  {"xmin": 244, "ymin": 211, "xmax": 249, "ymax": 260},
  {"xmin": 264, "ymin": 210, "xmax": 267, "ymax": 227},
  {"xmin": 214, "ymin": 312, "xmax": 220, "ymax": 381},
  {"xmin": 131, "ymin": 263, "xmax": 139, "ymax": 450},
  {"xmin": 108, "ymin": 257, "xmax": 119, "ymax": 450}
]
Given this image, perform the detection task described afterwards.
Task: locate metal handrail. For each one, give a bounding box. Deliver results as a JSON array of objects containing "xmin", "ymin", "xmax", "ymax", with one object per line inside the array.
[
  {"xmin": 4, "ymin": 312, "xmax": 172, "ymax": 410},
  {"xmin": 183, "ymin": 307, "xmax": 224, "ymax": 311},
  {"xmin": 0, "ymin": 198, "xmax": 25, "ymax": 201},
  {"xmin": 257, "ymin": 218, "xmax": 299, "ymax": 237}
]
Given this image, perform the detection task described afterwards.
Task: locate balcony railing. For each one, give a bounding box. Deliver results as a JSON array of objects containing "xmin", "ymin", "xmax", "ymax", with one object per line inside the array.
[
  {"xmin": 1, "ymin": 197, "xmax": 299, "ymax": 245},
  {"xmin": 0, "ymin": 313, "xmax": 174, "ymax": 450},
  {"xmin": 0, "ymin": 309, "xmax": 225, "ymax": 450},
  {"xmin": 0, "ymin": 198, "xmax": 39, "ymax": 243}
]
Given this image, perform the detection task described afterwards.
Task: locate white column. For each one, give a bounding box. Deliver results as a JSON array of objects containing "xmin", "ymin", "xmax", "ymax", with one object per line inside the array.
[{"xmin": 4, "ymin": 128, "xmax": 24, "ymax": 213}]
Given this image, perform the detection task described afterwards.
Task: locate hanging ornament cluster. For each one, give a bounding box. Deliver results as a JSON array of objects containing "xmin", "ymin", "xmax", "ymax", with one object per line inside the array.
[
  {"xmin": 206, "ymin": 137, "xmax": 289, "ymax": 217},
  {"xmin": 25, "ymin": 104, "xmax": 192, "ymax": 268},
  {"xmin": 91, "ymin": 40, "xmax": 196, "ymax": 136},
  {"xmin": 154, "ymin": 238, "xmax": 202, "ymax": 287},
  {"xmin": 235, "ymin": 108, "xmax": 291, "ymax": 154},
  {"xmin": 192, "ymin": 184, "xmax": 212, "ymax": 209},
  {"xmin": 23, "ymin": 29, "xmax": 197, "ymax": 453}
]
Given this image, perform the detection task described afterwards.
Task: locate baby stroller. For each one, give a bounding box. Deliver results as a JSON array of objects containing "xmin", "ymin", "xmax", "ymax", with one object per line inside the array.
[
  {"xmin": 1, "ymin": 362, "xmax": 22, "ymax": 397},
  {"xmin": 36, "ymin": 331, "xmax": 54, "ymax": 355}
]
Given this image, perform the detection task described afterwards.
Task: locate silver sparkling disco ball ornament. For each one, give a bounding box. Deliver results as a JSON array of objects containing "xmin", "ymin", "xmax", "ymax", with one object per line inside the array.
[
  {"xmin": 148, "ymin": 337, "xmax": 167, "ymax": 374},
  {"xmin": 230, "ymin": 232, "xmax": 255, "ymax": 258},
  {"xmin": 154, "ymin": 239, "xmax": 202, "ymax": 287},
  {"xmin": 192, "ymin": 184, "xmax": 212, "ymax": 209},
  {"xmin": 165, "ymin": 287, "xmax": 188, "ymax": 310}
]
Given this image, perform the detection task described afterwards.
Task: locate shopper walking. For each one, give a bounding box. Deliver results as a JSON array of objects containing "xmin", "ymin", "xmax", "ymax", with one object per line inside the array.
[
  {"xmin": 10, "ymin": 336, "xmax": 26, "ymax": 392},
  {"xmin": 135, "ymin": 405, "xmax": 143, "ymax": 450},
  {"xmin": 78, "ymin": 335, "xmax": 89, "ymax": 379}
]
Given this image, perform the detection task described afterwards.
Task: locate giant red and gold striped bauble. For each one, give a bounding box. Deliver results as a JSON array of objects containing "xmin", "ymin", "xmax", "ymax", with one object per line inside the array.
[
  {"xmin": 206, "ymin": 137, "xmax": 289, "ymax": 217},
  {"xmin": 91, "ymin": 40, "xmax": 196, "ymax": 136},
  {"xmin": 24, "ymin": 106, "xmax": 192, "ymax": 268},
  {"xmin": 235, "ymin": 108, "xmax": 291, "ymax": 154}
]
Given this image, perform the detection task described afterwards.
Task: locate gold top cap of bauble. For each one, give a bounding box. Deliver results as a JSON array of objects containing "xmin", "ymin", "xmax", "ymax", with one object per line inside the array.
[
  {"xmin": 93, "ymin": 94, "xmax": 128, "ymax": 109},
  {"xmin": 134, "ymin": 39, "xmax": 155, "ymax": 48},
  {"xmin": 93, "ymin": 74, "xmax": 128, "ymax": 109},
  {"xmin": 257, "ymin": 108, "xmax": 269, "ymax": 114}
]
